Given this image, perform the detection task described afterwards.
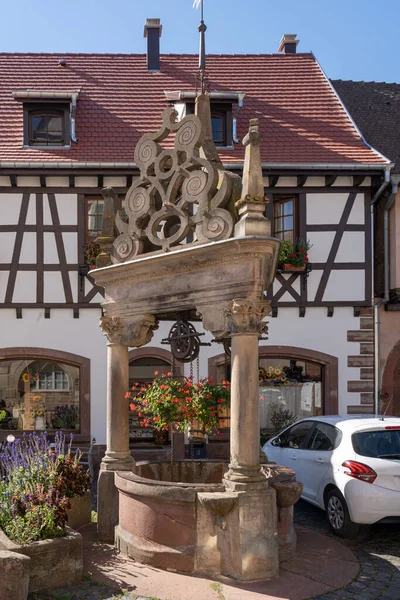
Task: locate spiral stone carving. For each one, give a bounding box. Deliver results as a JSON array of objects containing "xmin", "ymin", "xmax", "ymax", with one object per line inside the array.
[
  {"xmin": 174, "ymin": 117, "xmax": 202, "ymax": 150},
  {"xmin": 112, "ymin": 233, "xmax": 142, "ymax": 263},
  {"xmin": 111, "ymin": 106, "xmax": 238, "ymax": 260},
  {"xmin": 134, "ymin": 137, "xmax": 159, "ymax": 169},
  {"xmin": 197, "ymin": 209, "xmax": 234, "ymax": 243},
  {"xmin": 182, "ymin": 171, "xmax": 208, "ymax": 201}
]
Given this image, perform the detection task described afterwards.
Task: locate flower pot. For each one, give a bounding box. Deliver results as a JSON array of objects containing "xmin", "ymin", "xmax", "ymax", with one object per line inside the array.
[
  {"xmin": 67, "ymin": 490, "xmax": 91, "ymax": 530},
  {"xmin": 282, "ymin": 263, "xmax": 306, "ymax": 272},
  {"xmin": 35, "ymin": 416, "xmax": 46, "ymax": 430},
  {"xmin": 0, "ymin": 526, "xmax": 82, "ymax": 593}
]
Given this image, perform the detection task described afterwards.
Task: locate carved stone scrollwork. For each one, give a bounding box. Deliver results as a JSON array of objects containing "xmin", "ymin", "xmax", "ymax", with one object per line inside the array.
[
  {"xmin": 112, "ymin": 106, "xmax": 237, "ymax": 262},
  {"xmin": 100, "ymin": 314, "xmax": 158, "ymax": 347},
  {"xmin": 198, "ymin": 298, "xmax": 271, "ymax": 339}
]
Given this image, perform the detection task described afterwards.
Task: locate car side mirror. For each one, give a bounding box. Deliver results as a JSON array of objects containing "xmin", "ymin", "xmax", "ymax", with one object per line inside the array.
[{"xmin": 271, "ymin": 437, "xmax": 282, "ymax": 447}]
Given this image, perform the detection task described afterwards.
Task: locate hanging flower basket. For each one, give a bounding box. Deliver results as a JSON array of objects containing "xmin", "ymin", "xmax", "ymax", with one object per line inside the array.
[{"xmin": 126, "ymin": 373, "xmax": 231, "ymax": 436}]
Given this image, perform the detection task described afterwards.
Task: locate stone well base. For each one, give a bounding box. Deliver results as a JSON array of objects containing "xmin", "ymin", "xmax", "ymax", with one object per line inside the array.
[
  {"xmin": 0, "ymin": 526, "xmax": 83, "ymax": 593},
  {"xmin": 115, "ymin": 460, "xmax": 301, "ymax": 581}
]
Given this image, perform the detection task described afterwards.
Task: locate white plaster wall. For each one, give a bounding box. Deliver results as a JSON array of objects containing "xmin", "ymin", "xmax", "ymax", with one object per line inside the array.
[{"xmin": 193, "ymin": 306, "xmax": 360, "ymax": 415}]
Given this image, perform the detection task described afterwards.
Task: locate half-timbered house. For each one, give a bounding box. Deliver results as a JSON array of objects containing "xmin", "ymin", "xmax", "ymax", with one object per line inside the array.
[
  {"xmin": 0, "ymin": 22, "xmax": 392, "ymax": 456},
  {"xmin": 332, "ymin": 79, "xmax": 400, "ymax": 417}
]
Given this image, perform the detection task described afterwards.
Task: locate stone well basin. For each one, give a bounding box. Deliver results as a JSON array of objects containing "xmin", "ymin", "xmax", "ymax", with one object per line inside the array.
[{"xmin": 115, "ymin": 460, "xmax": 302, "ymax": 574}]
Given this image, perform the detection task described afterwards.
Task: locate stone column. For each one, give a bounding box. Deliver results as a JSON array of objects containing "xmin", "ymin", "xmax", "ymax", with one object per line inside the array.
[
  {"xmin": 222, "ymin": 299, "xmax": 270, "ymax": 491},
  {"xmin": 97, "ymin": 313, "xmax": 158, "ymax": 542},
  {"xmin": 198, "ymin": 298, "xmax": 279, "ymax": 580}
]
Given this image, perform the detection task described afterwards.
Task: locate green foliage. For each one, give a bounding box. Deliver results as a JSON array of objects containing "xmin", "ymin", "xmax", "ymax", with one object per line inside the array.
[
  {"xmin": 270, "ymin": 405, "xmax": 298, "ymax": 436},
  {"xmin": 128, "ymin": 375, "xmax": 230, "ymax": 435},
  {"xmin": 0, "ymin": 431, "xmax": 90, "ymax": 544},
  {"xmin": 278, "ymin": 239, "xmax": 311, "ymax": 268},
  {"xmin": 83, "ymin": 240, "xmax": 100, "ymax": 265},
  {"xmin": 51, "ymin": 405, "xmax": 79, "ymax": 430}
]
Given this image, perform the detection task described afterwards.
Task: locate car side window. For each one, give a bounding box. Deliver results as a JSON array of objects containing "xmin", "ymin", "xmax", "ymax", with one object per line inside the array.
[
  {"xmin": 308, "ymin": 422, "xmax": 341, "ymax": 451},
  {"xmin": 278, "ymin": 421, "xmax": 315, "ymax": 449}
]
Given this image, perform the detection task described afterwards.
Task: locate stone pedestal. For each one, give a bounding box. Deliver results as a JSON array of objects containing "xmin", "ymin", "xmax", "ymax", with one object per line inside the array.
[{"xmin": 196, "ymin": 488, "xmax": 279, "ymax": 581}]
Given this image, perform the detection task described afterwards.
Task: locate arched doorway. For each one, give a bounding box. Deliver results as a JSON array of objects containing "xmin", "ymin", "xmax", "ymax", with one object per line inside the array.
[
  {"xmin": 128, "ymin": 347, "xmax": 184, "ymax": 444},
  {"xmin": 381, "ymin": 342, "xmax": 400, "ymax": 416},
  {"xmin": 209, "ymin": 345, "xmax": 338, "ymax": 421}
]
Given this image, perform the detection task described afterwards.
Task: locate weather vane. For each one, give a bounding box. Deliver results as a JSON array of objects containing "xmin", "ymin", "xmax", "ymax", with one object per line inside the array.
[{"xmin": 193, "ymin": 0, "xmax": 206, "ymax": 93}]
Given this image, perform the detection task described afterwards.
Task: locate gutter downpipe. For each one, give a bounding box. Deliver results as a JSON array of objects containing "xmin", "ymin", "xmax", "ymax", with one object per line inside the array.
[{"xmin": 372, "ymin": 169, "xmax": 398, "ymax": 414}]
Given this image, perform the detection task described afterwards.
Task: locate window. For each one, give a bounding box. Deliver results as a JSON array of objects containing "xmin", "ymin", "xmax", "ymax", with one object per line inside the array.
[
  {"xmin": 24, "ymin": 103, "xmax": 70, "ymax": 147},
  {"xmin": 0, "ymin": 358, "xmax": 79, "ymax": 432},
  {"xmin": 273, "ymin": 196, "xmax": 297, "ymax": 242},
  {"xmin": 87, "ymin": 198, "xmax": 104, "ymax": 241},
  {"xmin": 186, "ymin": 102, "xmax": 233, "ymax": 147},
  {"xmin": 308, "ymin": 422, "xmax": 341, "ymax": 451},
  {"xmin": 275, "ymin": 421, "xmax": 314, "ymax": 448},
  {"xmin": 86, "ymin": 197, "xmax": 126, "ymax": 242},
  {"xmin": 352, "ymin": 430, "xmax": 400, "ymax": 458}
]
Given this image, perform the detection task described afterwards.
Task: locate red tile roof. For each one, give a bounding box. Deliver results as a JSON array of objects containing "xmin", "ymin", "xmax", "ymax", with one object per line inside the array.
[{"xmin": 0, "ymin": 52, "xmax": 389, "ymax": 167}]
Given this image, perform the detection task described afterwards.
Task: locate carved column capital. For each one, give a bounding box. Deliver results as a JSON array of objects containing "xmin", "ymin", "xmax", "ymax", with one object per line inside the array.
[
  {"xmin": 100, "ymin": 314, "xmax": 158, "ymax": 347},
  {"xmin": 100, "ymin": 315, "xmax": 125, "ymax": 344},
  {"xmin": 225, "ymin": 299, "xmax": 270, "ymax": 335},
  {"xmin": 198, "ymin": 298, "xmax": 270, "ymax": 338}
]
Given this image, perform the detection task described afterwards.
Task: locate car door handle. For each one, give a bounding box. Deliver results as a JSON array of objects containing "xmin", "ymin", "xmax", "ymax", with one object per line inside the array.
[
  {"xmin": 316, "ymin": 458, "xmax": 325, "ymax": 463},
  {"xmin": 290, "ymin": 455, "xmax": 297, "ymax": 460}
]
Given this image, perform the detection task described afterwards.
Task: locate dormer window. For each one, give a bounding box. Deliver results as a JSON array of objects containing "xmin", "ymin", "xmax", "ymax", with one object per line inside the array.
[
  {"xmin": 26, "ymin": 104, "xmax": 69, "ymax": 147},
  {"xmin": 12, "ymin": 90, "xmax": 79, "ymax": 149},
  {"xmin": 164, "ymin": 91, "xmax": 244, "ymax": 150},
  {"xmin": 186, "ymin": 102, "xmax": 233, "ymax": 147}
]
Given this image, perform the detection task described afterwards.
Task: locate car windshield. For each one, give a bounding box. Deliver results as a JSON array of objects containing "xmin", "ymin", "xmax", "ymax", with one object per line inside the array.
[{"xmin": 352, "ymin": 429, "xmax": 400, "ymax": 459}]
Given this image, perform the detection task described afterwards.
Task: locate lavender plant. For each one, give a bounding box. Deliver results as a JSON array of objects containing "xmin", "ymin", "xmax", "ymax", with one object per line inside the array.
[{"xmin": 0, "ymin": 431, "xmax": 90, "ymax": 543}]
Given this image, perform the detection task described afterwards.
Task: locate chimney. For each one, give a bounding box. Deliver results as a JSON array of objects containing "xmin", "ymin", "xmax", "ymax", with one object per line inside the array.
[
  {"xmin": 278, "ymin": 34, "xmax": 299, "ymax": 54},
  {"xmin": 144, "ymin": 18, "xmax": 162, "ymax": 71}
]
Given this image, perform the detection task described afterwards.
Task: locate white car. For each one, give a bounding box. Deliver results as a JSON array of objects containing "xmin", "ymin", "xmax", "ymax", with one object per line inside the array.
[{"xmin": 263, "ymin": 415, "xmax": 400, "ymax": 538}]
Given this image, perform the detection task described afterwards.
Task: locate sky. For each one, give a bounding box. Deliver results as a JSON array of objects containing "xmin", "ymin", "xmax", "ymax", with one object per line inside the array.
[{"xmin": 2, "ymin": 0, "xmax": 399, "ymax": 83}]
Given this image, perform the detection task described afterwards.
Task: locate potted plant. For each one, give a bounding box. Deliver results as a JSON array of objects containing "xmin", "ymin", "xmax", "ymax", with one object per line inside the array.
[
  {"xmin": 0, "ymin": 431, "xmax": 88, "ymax": 591},
  {"xmin": 278, "ymin": 239, "xmax": 311, "ymax": 271},
  {"xmin": 126, "ymin": 372, "xmax": 231, "ymax": 443},
  {"xmin": 83, "ymin": 240, "xmax": 100, "ymax": 270},
  {"xmin": 30, "ymin": 395, "xmax": 46, "ymax": 430}
]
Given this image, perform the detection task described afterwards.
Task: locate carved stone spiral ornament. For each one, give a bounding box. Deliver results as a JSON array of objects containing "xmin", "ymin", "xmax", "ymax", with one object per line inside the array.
[{"xmin": 111, "ymin": 106, "xmax": 238, "ymax": 262}]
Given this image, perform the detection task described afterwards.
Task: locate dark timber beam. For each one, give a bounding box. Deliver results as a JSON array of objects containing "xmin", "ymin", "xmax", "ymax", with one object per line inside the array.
[
  {"xmin": 353, "ymin": 175, "xmax": 365, "ymax": 187},
  {"xmin": 297, "ymin": 175, "xmax": 308, "ymax": 187},
  {"xmin": 327, "ymin": 306, "xmax": 334, "ymax": 317},
  {"xmin": 325, "ymin": 175, "xmax": 337, "ymax": 187},
  {"xmin": 299, "ymin": 306, "xmax": 306, "ymax": 317},
  {"xmin": 269, "ymin": 175, "xmax": 279, "ymax": 188}
]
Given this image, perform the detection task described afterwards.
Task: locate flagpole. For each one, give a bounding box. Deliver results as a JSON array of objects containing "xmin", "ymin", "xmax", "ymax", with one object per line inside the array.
[{"xmin": 198, "ymin": 0, "xmax": 206, "ymax": 93}]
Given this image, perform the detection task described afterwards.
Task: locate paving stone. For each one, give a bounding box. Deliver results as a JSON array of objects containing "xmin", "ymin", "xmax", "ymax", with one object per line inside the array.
[{"xmin": 294, "ymin": 500, "xmax": 400, "ymax": 600}]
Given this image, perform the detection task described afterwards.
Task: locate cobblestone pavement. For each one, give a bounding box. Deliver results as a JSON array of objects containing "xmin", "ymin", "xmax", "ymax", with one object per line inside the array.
[{"xmin": 294, "ymin": 500, "xmax": 400, "ymax": 600}]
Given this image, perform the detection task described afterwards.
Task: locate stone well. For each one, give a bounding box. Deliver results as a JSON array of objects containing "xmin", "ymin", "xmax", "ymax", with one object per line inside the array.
[
  {"xmin": 115, "ymin": 460, "xmax": 302, "ymax": 578},
  {"xmin": 92, "ymin": 95, "xmax": 303, "ymax": 581}
]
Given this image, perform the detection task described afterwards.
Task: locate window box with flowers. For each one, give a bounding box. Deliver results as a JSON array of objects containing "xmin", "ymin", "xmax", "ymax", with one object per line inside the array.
[
  {"xmin": 83, "ymin": 241, "xmax": 100, "ymax": 270},
  {"xmin": 278, "ymin": 240, "xmax": 311, "ymax": 272}
]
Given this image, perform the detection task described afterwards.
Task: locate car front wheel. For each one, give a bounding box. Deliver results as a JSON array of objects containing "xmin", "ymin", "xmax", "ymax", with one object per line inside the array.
[{"xmin": 325, "ymin": 488, "xmax": 360, "ymax": 539}]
